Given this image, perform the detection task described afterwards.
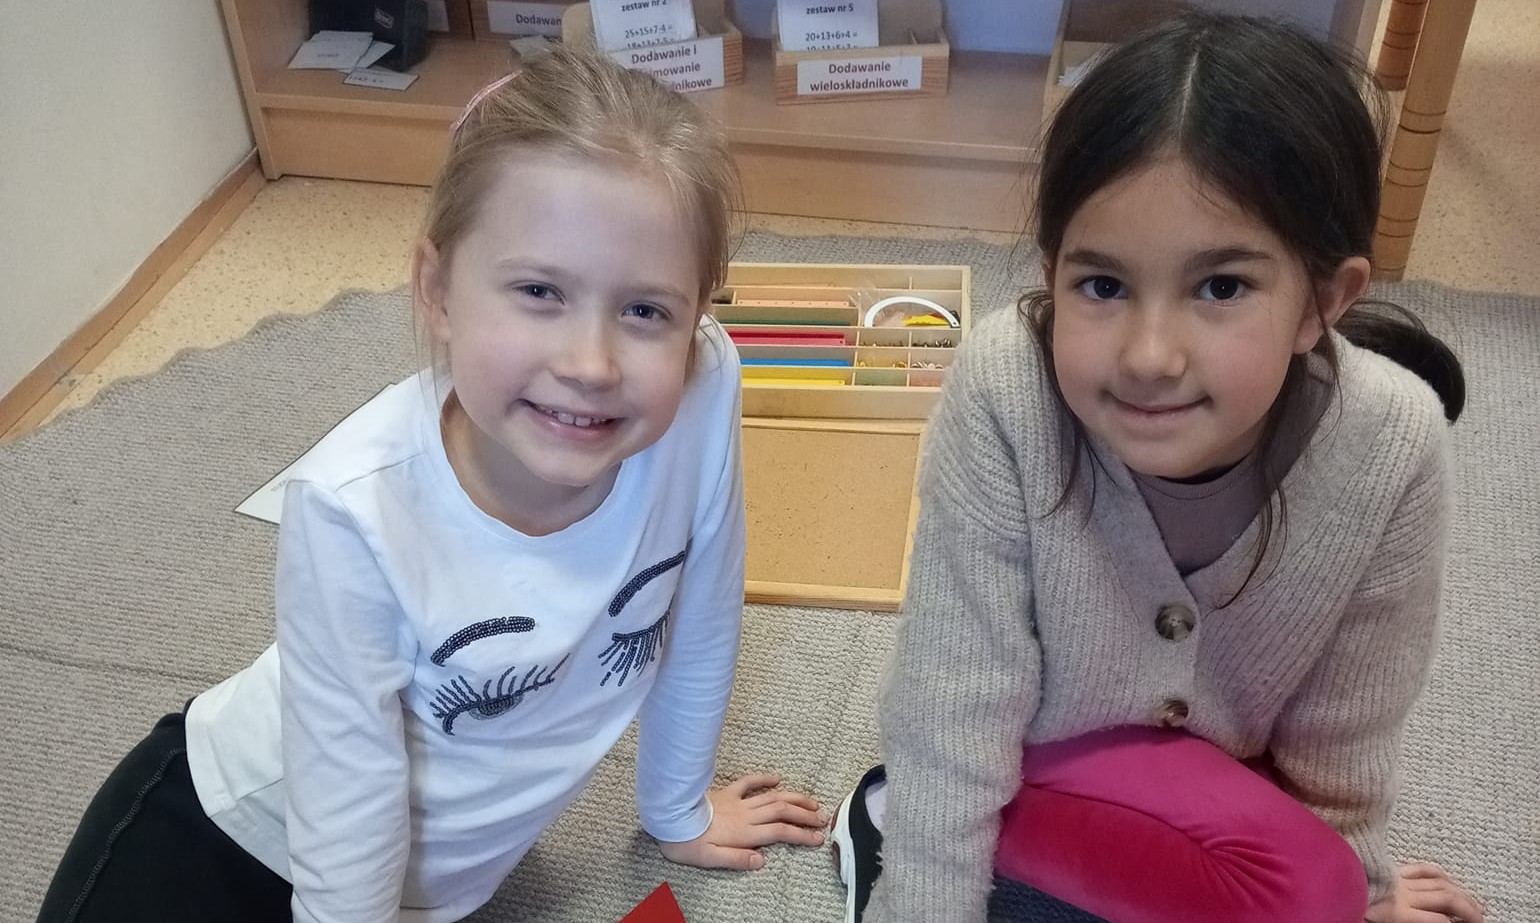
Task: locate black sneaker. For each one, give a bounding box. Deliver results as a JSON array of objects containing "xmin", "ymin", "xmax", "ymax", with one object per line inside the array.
[{"xmin": 830, "ymin": 765, "xmax": 886, "ymax": 923}]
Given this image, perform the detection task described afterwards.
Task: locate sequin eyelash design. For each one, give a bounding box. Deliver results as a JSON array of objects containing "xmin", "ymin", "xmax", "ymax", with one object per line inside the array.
[
  {"xmin": 430, "ymin": 655, "xmax": 568, "ymax": 736},
  {"xmin": 598, "ymin": 612, "xmax": 668, "ymax": 688},
  {"xmin": 607, "ymin": 548, "xmax": 687, "ymax": 617},
  {"xmin": 430, "ymin": 616, "xmax": 536, "ymax": 666}
]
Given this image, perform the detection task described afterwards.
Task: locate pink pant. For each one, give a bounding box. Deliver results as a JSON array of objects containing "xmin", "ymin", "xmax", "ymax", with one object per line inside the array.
[{"xmin": 994, "ymin": 727, "xmax": 1370, "ymax": 923}]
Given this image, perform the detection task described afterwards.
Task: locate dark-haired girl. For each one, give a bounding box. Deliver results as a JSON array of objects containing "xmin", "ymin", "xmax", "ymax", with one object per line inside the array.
[{"xmin": 832, "ymin": 11, "xmax": 1483, "ymax": 923}]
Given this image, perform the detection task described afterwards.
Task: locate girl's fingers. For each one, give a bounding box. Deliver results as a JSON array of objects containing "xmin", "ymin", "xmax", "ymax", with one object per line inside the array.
[
  {"xmin": 746, "ymin": 790, "xmax": 821, "ymax": 813},
  {"xmin": 698, "ymin": 843, "xmax": 765, "ymax": 870},
  {"xmin": 750, "ymin": 800, "xmax": 826, "ymax": 829},
  {"xmin": 1400, "ymin": 862, "xmax": 1450, "ymax": 880},
  {"xmin": 740, "ymin": 821, "xmax": 827, "ymax": 848},
  {"xmin": 1420, "ymin": 889, "xmax": 1485, "ymax": 923}
]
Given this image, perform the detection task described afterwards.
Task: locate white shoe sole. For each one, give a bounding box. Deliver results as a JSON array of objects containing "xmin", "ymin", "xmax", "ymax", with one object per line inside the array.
[{"xmin": 831, "ymin": 786, "xmax": 860, "ymax": 923}]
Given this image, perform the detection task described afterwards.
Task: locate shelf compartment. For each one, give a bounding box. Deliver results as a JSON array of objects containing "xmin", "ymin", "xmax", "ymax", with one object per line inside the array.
[{"xmin": 728, "ymin": 261, "xmax": 969, "ymax": 420}]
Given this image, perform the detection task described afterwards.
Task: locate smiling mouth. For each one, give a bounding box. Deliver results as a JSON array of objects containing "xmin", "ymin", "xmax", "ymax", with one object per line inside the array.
[
  {"xmin": 526, "ymin": 401, "xmax": 618, "ymax": 429},
  {"xmin": 1113, "ymin": 396, "xmax": 1205, "ymax": 415}
]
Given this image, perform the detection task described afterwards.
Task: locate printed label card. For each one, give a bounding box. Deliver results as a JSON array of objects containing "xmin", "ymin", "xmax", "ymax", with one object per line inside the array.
[
  {"xmin": 486, "ymin": 1, "xmax": 569, "ymax": 37},
  {"xmin": 796, "ymin": 54, "xmax": 921, "ymax": 96},
  {"xmin": 343, "ymin": 67, "xmax": 420, "ymax": 91},
  {"xmin": 590, "ymin": 0, "xmax": 698, "ymax": 52},
  {"xmin": 609, "ymin": 35, "xmax": 725, "ymax": 92},
  {"xmin": 777, "ymin": 0, "xmax": 879, "ymax": 52}
]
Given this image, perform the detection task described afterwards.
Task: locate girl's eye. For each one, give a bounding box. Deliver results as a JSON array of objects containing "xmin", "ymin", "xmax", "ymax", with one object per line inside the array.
[
  {"xmin": 623, "ymin": 303, "xmax": 670, "ymax": 323},
  {"xmin": 1076, "ymin": 276, "xmax": 1126, "ymax": 301},
  {"xmin": 1198, "ymin": 275, "xmax": 1248, "ymax": 302},
  {"xmin": 514, "ymin": 283, "xmax": 559, "ymax": 301}
]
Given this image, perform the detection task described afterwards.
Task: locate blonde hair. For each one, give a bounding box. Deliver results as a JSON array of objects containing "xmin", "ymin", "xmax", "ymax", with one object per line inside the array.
[{"xmin": 425, "ymin": 45, "xmax": 742, "ymax": 302}]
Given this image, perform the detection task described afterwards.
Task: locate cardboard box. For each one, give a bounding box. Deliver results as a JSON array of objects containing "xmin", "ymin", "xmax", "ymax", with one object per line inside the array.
[{"xmin": 772, "ymin": 0, "xmax": 949, "ymax": 104}]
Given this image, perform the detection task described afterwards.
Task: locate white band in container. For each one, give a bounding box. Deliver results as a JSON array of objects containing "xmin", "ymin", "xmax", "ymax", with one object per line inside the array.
[{"xmin": 862, "ymin": 295, "xmax": 961, "ymax": 328}]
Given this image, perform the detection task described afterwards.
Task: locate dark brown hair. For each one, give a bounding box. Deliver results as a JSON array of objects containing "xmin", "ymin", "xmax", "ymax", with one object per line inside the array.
[{"xmin": 1022, "ymin": 10, "xmax": 1461, "ymax": 599}]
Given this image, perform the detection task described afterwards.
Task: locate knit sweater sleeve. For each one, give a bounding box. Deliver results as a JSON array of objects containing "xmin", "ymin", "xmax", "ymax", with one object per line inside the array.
[
  {"xmin": 865, "ymin": 322, "xmax": 1042, "ymax": 923},
  {"xmin": 1268, "ymin": 404, "xmax": 1453, "ymax": 903}
]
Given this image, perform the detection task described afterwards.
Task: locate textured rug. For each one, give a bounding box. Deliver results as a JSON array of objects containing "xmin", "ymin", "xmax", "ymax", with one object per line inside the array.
[{"xmin": 2, "ymin": 230, "xmax": 1536, "ymax": 922}]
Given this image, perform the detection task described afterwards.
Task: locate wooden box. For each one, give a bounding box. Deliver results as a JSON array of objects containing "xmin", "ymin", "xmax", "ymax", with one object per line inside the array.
[
  {"xmin": 717, "ymin": 262, "xmax": 969, "ymax": 421},
  {"xmin": 472, "ymin": 0, "xmax": 579, "ymax": 42},
  {"xmin": 430, "ymin": 0, "xmax": 475, "ymax": 37},
  {"xmin": 727, "ymin": 262, "xmax": 968, "ymax": 610},
  {"xmin": 1043, "ymin": 0, "xmax": 1195, "ymax": 126},
  {"xmin": 772, "ymin": 0, "xmax": 949, "ymax": 104},
  {"xmin": 562, "ymin": 0, "xmax": 744, "ymax": 89}
]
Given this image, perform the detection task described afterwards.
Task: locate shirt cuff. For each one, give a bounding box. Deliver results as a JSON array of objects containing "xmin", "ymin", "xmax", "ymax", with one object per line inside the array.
[{"xmin": 644, "ymin": 796, "xmax": 714, "ymax": 844}]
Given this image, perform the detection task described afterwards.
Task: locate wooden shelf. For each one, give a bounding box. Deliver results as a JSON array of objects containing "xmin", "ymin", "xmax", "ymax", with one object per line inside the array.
[
  {"xmin": 223, "ymin": 0, "xmax": 1048, "ymax": 228},
  {"xmin": 254, "ymin": 37, "xmax": 512, "ymax": 120},
  {"xmin": 251, "ymin": 35, "xmax": 1043, "ymax": 157}
]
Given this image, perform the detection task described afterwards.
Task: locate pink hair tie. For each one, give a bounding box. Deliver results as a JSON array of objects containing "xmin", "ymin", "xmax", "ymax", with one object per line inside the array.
[{"xmin": 451, "ymin": 71, "xmax": 519, "ymax": 133}]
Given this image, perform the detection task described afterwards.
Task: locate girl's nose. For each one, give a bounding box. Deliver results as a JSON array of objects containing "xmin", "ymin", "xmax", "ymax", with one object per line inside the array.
[
  {"xmin": 1119, "ymin": 306, "xmax": 1188, "ymax": 382},
  {"xmin": 553, "ymin": 324, "xmax": 622, "ymax": 391}
]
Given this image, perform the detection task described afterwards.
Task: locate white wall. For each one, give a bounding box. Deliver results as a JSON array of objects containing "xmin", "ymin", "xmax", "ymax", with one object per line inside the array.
[
  {"xmin": 0, "ymin": 0, "xmax": 253, "ymax": 398},
  {"xmin": 729, "ymin": 0, "xmax": 1354, "ymax": 53}
]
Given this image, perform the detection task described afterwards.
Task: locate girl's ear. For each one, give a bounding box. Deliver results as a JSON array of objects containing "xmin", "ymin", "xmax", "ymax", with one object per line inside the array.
[
  {"xmin": 413, "ymin": 239, "xmax": 452, "ymax": 344},
  {"xmin": 1041, "ymin": 255, "xmax": 1056, "ymax": 289},
  {"xmin": 1295, "ymin": 255, "xmax": 1371, "ymax": 354}
]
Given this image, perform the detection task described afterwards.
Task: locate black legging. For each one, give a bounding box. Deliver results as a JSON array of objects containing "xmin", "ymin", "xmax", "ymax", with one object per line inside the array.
[{"xmin": 36, "ymin": 711, "xmax": 292, "ymax": 923}]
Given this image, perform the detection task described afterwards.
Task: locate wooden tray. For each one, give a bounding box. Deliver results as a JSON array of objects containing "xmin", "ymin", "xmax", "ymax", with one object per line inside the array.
[
  {"xmin": 742, "ymin": 418, "xmax": 923, "ymax": 612},
  {"xmin": 718, "ymin": 262, "xmax": 969, "ymax": 420}
]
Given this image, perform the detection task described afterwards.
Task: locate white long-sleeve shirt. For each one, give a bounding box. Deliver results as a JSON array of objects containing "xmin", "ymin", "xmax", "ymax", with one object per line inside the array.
[{"xmin": 187, "ymin": 320, "xmax": 745, "ymax": 923}]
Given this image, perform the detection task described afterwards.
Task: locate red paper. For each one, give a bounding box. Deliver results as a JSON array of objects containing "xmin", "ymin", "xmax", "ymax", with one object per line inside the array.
[{"xmin": 618, "ymin": 883, "xmax": 687, "ymax": 923}]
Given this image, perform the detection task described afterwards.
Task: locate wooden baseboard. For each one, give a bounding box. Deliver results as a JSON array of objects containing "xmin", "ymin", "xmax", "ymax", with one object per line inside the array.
[{"xmin": 0, "ymin": 151, "xmax": 265, "ymax": 441}]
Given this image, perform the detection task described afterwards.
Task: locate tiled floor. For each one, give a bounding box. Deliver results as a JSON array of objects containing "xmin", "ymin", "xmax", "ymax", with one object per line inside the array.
[{"xmin": 49, "ymin": 0, "xmax": 1540, "ymax": 419}]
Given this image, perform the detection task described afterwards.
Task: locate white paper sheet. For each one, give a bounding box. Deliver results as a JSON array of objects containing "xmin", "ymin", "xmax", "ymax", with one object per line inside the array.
[
  {"xmin": 235, "ymin": 388, "xmax": 386, "ymax": 524},
  {"xmin": 777, "ymin": 0, "xmax": 879, "ymax": 52},
  {"xmin": 589, "ymin": 0, "xmax": 697, "ymax": 51},
  {"xmin": 288, "ymin": 31, "xmax": 375, "ymax": 70},
  {"xmin": 340, "ymin": 40, "xmax": 395, "ymax": 73}
]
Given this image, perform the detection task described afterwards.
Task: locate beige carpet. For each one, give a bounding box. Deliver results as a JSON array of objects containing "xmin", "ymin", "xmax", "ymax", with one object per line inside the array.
[{"xmin": 2, "ymin": 232, "xmax": 1536, "ymax": 921}]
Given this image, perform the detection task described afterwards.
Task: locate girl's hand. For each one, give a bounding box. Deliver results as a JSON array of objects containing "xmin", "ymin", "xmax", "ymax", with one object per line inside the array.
[
  {"xmin": 656, "ymin": 774, "xmax": 827, "ymax": 870},
  {"xmin": 1365, "ymin": 863, "xmax": 1485, "ymax": 923}
]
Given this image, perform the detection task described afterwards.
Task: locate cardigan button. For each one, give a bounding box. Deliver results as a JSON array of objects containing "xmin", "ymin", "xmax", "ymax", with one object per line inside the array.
[
  {"xmin": 1155, "ymin": 698, "xmax": 1191, "ymax": 728},
  {"xmin": 1155, "ymin": 604, "xmax": 1196, "ymax": 641}
]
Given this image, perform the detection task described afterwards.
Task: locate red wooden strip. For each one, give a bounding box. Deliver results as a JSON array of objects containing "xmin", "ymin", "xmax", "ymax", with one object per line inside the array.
[{"xmin": 729, "ymin": 333, "xmax": 849, "ymax": 346}]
